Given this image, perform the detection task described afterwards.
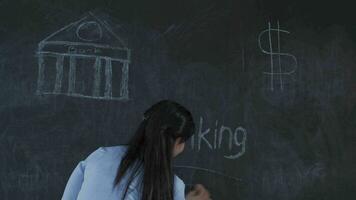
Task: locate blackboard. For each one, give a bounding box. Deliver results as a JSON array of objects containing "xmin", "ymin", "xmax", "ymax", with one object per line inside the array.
[{"xmin": 1, "ymin": 0, "xmax": 355, "ymax": 199}]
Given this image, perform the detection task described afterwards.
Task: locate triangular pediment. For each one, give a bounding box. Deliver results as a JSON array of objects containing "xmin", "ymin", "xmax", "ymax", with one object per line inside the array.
[{"xmin": 40, "ymin": 12, "xmax": 126, "ymax": 48}]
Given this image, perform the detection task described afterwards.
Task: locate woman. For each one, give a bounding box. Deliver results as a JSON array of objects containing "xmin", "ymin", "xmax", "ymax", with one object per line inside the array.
[{"xmin": 62, "ymin": 100, "xmax": 211, "ymax": 200}]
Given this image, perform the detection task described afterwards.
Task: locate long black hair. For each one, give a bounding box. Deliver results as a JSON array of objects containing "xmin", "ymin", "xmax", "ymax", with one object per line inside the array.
[{"xmin": 114, "ymin": 100, "xmax": 195, "ymax": 200}]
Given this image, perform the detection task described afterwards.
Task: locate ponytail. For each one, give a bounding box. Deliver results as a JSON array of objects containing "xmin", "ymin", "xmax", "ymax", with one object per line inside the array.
[{"xmin": 114, "ymin": 100, "xmax": 195, "ymax": 200}]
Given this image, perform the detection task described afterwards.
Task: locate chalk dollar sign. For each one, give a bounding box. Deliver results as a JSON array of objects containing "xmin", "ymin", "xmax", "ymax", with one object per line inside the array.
[{"xmin": 258, "ymin": 21, "xmax": 298, "ymax": 91}]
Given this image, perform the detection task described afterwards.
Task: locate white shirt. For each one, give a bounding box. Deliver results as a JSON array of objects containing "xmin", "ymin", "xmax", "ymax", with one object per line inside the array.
[{"xmin": 61, "ymin": 145, "xmax": 186, "ymax": 200}]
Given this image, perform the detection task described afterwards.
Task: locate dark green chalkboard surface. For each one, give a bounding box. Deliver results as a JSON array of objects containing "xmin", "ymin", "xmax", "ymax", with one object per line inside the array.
[{"xmin": 1, "ymin": 1, "xmax": 355, "ymax": 199}]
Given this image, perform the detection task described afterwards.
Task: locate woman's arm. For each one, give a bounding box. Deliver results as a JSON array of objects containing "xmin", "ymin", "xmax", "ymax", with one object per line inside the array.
[{"xmin": 61, "ymin": 160, "xmax": 86, "ymax": 200}]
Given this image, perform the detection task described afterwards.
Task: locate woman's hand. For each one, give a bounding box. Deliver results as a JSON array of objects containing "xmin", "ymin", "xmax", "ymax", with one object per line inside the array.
[{"xmin": 186, "ymin": 184, "xmax": 211, "ymax": 200}]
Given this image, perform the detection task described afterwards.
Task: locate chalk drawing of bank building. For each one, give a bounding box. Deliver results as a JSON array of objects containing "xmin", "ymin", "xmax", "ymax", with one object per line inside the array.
[{"xmin": 36, "ymin": 12, "xmax": 131, "ymax": 100}]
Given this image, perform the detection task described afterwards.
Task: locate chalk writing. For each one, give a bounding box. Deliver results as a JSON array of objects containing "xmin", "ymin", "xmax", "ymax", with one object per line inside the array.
[
  {"xmin": 189, "ymin": 116, "xmax": 247, "ymax": 159},
  {"xmin": 76, "ymin": 21, "xmax": 103, "ymax": 42},
  {"xmin": 36, "ymin": 12, "xmax": 131, "ymax": 100},
  {"xmin": 258, "ymin": 21, "xmax": 298, "ymax": 91}
]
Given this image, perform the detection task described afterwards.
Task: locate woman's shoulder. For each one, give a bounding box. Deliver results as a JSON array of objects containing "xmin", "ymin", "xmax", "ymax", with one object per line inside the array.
[
  {"xmin": 85, "ymin": 145, "xmax": 128, "ymax": 162},
  {"xmin": 99, "ymin": 145, "xmax": 128, "ymax": 153}
]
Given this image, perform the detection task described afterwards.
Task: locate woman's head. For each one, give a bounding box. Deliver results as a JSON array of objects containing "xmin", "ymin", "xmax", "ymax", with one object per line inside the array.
[
  {"xmin": 115, "ymin": 99, "xmax": 195, "ymax": 200},
  {"xmin": 143, "ymin": 100, "xmax": 195, "ymax": 157}
]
